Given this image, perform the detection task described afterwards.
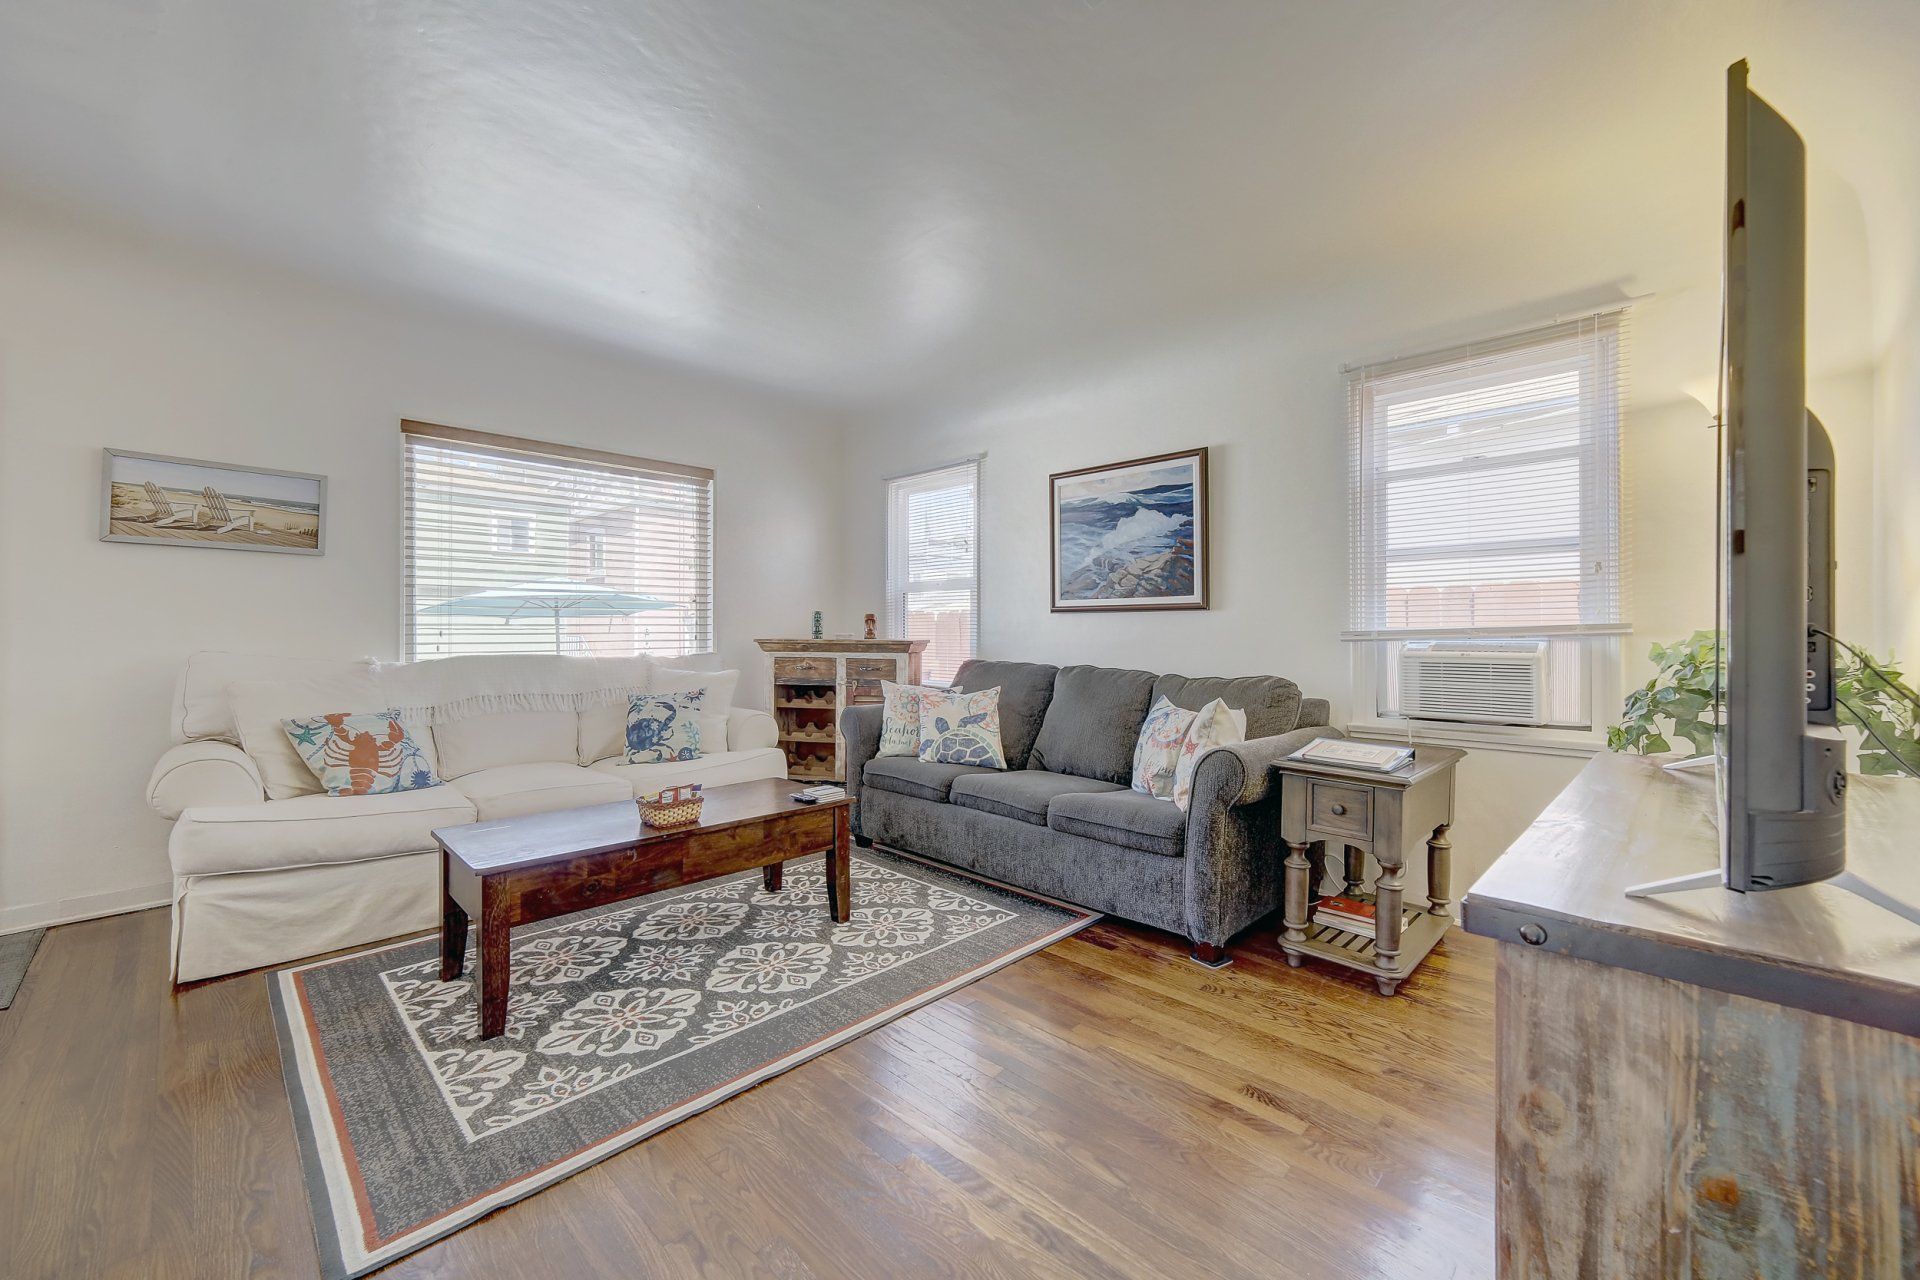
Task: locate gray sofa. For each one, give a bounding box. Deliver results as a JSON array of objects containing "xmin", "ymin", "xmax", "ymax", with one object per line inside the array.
[{"xmin": 841, "ymin": 660, "xmax": 1335, "ymax": 964}]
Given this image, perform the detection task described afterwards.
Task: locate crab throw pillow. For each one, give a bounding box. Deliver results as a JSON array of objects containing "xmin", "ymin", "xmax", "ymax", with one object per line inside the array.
[
  {"xmin": 916, "ymin": 686, "xmax": 1007, "ymax": 769},
  {"xmin": 626, "ymin": 690, "xmax": 704, "ymax": 764}
]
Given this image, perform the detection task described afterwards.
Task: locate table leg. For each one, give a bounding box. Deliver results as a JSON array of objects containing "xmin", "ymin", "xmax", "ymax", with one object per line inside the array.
[
  {"xmin": 475, "ymin": 885, "xmax": 511, "ymax": 1040},
  {"xmin": 1281, "ymin": 840, "xmax": 1311, "ymax": 964},
  {"xmin": 1343, "ymin": 844, "xmax": 1366, "ymax": 898},
  {"xmin": 827, "ymin": 805, "xmax": 852, "ymax": 924},
  {"xmin": 1426, "ymin": 823, "xmax": 1453, "ymax": 917},
  {"xmin": 439, "ymin": 879, "xmax": 468, "ymax": 983},
  {"xmin": 1374, "ymin": 852, "xmax": 1405, "ymax": 992},
  {"xmin": 762, "ymin": 861, "xmax": 784, "ymax": 893}
]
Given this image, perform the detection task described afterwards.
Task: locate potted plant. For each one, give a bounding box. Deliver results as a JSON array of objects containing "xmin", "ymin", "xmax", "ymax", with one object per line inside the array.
[{"xmin": 1609, "ymin": 628, "xmax": 1920, "ymax": 776}]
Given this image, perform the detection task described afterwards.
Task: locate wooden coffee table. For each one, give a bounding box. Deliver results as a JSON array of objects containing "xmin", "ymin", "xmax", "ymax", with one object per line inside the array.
[{"xmin": 433, "ymin": 777, "xmax": 852, "ymax": 1039}]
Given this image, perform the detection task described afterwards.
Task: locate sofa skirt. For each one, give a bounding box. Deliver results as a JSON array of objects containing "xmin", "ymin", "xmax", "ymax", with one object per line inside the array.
[
  {"xmin": 171, "ymin": 851, "xmax": 438, "ymax": 983},
  {"xmin": 860, "ymin": 786, "xmax": 1190, "ymax": 938}
]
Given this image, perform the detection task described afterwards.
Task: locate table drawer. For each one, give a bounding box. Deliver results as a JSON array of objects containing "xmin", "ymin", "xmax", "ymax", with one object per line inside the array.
[
  {"xmin": 846, "ymin": 657, "xmax": 901, "ymax": 681},
  {"xmin": 773, "ymin": 656, "xmax": 836, "ymax": 685},
  {"xmin": 1308, "ymin": 780, "xmax": 1372, "ymax": 840}
]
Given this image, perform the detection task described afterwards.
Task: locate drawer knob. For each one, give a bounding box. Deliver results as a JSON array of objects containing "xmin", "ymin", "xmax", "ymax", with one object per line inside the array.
[
  {"xmin": 1330, "ymin": 803, "xmax": 1347, "ymax": 816},
  {"xmin": 1518, "ymin": 923, "xmax": 1548, "ymax": 946}
]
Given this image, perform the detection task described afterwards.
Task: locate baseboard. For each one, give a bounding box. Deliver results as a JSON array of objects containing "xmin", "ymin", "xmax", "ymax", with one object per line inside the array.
[{"xmin": 0, "ymin": 881, "xmax": 171, "ymax": 934}]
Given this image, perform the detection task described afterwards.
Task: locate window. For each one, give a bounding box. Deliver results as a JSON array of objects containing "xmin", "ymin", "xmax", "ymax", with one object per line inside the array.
[
  {"xmin": 1345, "ymin": 313, "xmax": 1628, "ymax": 731},
  {"xmin": 885, "ymin": 459, "xmax": 980, "ymax": 685},
  {"xmin": 403, "ymin": 421, "xmax": 713, "ymax": 660},
  {"xmin": 492, "ymin": 515, "xmax": 532, "ymax": 554}
]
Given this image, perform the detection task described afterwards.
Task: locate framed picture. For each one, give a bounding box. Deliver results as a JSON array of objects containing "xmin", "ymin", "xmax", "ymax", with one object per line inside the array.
[
  {"xmin": 1050, "ymin": 446, "xmax": 1208, "ymax": 611},
  {"xmin": 100, "ymin": 449, "xmax": 326, "ymax": 555}
]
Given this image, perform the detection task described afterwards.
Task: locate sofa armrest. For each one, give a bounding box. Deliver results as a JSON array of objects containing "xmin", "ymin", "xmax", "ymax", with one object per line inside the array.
[
  {"xmin": 727, "ymin": 707, "xmax": 778, "ymax": 752},
  {"xmin": 1180, "ymin": 725, "xmax": 1343, "ymax": 948},
  {"xmin": 839, "ymin": 704, "xmax": 884, "ymax": 837},
  {"xmin": 146, "ymin": 741, "xmax": 267, "ymax": 820}
]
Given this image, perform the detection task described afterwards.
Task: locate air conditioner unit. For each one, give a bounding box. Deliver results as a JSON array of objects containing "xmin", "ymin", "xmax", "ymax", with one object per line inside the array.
[{"xmin": 1398, "ymin": 639, "xmax": 1550, "ymax": 725}]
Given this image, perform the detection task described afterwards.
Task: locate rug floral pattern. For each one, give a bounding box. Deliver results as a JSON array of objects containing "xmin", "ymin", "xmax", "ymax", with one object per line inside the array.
[{"xmin": 381, "ymin": 859, "xmax": 1016, "ymax": 1140}]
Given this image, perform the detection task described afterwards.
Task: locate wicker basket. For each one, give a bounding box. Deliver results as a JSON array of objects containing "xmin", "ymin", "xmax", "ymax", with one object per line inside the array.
[{"xmin": 639, "ymin": 784, "xmax": 705, "ymax": 828}]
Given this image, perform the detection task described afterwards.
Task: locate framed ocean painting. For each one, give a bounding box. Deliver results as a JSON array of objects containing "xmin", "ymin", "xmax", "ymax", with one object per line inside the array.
[
  {"xmin": 100, "ymin": 449, "xmax": 325, "ymax": 554},
  {"xmin": 1050, "ymin": 447, "xmax": 1208, "ymax": 611}
]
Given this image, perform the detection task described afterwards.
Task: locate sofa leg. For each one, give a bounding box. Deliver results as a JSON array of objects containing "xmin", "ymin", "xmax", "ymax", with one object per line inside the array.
[
  {"xmin": 853, "ymin": 834, "xmax": 873, "ymax": 849},
  {"xmin": 1189, "ymin": 941, "xmax": 1230, "ymax": 969}
]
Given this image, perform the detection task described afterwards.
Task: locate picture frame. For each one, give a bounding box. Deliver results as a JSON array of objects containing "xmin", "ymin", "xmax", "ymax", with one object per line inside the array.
[
  {"xmin": 1050, "ymin": 446, "xmax": 1208, "ymax": 611},
  {"xmin": 99, "ymin": 449, "xmax": 326, "ymax": 555}
]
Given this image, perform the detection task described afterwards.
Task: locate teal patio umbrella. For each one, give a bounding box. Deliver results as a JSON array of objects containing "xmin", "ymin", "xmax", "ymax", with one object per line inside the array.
[{"xmin": 415, "ymin": 580, "xmax": 675, "ymax": 653}]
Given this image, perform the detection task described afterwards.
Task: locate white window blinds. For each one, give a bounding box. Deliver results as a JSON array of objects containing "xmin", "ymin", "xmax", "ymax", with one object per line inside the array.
[
  {"xmin": 885, "ymin": 460, "xmax": 980, "ymax": 685},
  {"xmin": 1345, "ymin": 313, "xmax": 1629, "ymax": 640},
  {"xmin": 403, "ymin": 422, "xmax": 713, "ymax": 660}
]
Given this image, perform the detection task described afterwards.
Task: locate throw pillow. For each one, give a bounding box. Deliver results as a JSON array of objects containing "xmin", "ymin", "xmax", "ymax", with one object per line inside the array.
[
  {"xmin": 231, "ymin": 671, "xmax": 392, "ymax": 800},
  {"xmin": 282, "ymin": 710, "xmax": 441, "ymax": 796},
  {"xmin": 1131, "ymin": 696, "xmax": 1199, "ymax": 799},
  {"xmin": 626, "ymin": 690, "xmax": 704, "ymax": 763},
  {"xmin": 877, "ymin": 681, "xmax": 935, "ymax": 758},
  {"xmin": 1171, "ymin": 698, "xmax": 1249, "ymax": 811},
  {"xmin": 916, "ymin": 687, "xmax": 1008, "ymax": 769}
]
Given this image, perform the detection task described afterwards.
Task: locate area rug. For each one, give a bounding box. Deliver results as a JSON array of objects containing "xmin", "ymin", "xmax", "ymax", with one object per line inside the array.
[
  {"xmin": 272, "ymin": 848, "xmax": 1096, "ymax": 1278},
  {"xmin": 0, "ymin": 928, "xmax": 45, "ymax": 1009}
]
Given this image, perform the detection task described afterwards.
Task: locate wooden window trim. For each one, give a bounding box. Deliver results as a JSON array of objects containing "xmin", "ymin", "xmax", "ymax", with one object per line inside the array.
[{"xmin": 400, "ymin": 419, "xmax": 713, "ymax": 483}]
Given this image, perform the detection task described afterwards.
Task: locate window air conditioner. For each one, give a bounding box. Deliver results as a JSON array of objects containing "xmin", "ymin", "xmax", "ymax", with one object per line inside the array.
[{"xmin": 1398, "ymin": 639, "xmax": 1549, "ymax": 725}]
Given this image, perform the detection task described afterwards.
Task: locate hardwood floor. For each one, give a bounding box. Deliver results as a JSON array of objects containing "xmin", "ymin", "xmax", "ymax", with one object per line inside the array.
[{"xmin": 0, "ymin": 906, "xmax": 1496, "ymax": 1279}]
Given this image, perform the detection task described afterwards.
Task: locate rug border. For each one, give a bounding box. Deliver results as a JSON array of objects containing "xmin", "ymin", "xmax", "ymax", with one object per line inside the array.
[{"xmin": 273, "ymin": 852, "xmax": 1098, "ymax": 1280}]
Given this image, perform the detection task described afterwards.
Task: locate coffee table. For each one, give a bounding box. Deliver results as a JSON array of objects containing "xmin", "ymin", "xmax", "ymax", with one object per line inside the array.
[{"xmin": 433, "ymin": 777, "xmax": 852, "ymax": 1039}]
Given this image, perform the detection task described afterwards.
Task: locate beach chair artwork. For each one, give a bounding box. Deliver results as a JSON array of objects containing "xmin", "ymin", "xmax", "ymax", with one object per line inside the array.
[
  {"xmin": 141, "ymin": 480, "xmax": 200, "ymax": 527},
  {"xmin": 200, "ymin": 486, "xmax": 256, "ymax": 534}
]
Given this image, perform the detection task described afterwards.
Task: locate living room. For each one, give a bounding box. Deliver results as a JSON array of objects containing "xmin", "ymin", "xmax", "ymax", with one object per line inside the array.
[{"xmin": 3, "ymin": 3, "xmax": 1918, "ymax": 1277}]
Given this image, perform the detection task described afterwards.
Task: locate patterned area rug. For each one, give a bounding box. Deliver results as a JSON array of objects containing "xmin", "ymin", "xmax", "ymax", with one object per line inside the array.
[
  {"xmin": 0, "ymin": 928, "xmax": 44, "ymax": 1010},
  {"xmin": 272, "ymin": 848, "xmax": 1096, "ymax": 1279}
]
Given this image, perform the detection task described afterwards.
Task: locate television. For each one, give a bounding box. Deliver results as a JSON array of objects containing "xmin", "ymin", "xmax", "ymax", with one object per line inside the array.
[{"xmin": 1628, "ymin": 61, "xmax": 1867, "ymax": 906}]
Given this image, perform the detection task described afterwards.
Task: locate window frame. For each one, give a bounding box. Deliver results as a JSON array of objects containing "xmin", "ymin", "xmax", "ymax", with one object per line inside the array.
[
  {"xmin": 884, "ymin": 457, "xmax": 983, "ymax": 687},
  {"xmin": 1343, "ymin": 316, "xmax": 1627, "ymax": 753},
  {"xmin": 399, "ymin": 420, "xmax": 714, "ymax": 662}
]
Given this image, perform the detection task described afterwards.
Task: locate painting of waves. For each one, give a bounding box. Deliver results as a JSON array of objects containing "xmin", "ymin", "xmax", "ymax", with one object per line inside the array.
[{"xmin": 1051, "ymin": 448, "xmax": 1207, "ymax": 610}]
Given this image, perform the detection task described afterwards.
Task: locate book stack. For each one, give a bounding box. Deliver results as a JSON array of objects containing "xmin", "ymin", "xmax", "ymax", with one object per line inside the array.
[
  {"xmin": 1311, "ymin": 894, "xmax": 1415, "ymax": 935},
  {"xmin": 790, "ymin": 783, "xmax": 847, "ymax": 804}
]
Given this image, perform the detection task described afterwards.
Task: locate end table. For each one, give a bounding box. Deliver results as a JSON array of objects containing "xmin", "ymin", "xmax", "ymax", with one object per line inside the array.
[{"xmin": 1274, "ymin": 746, "xmax": 1462, "ymax": 995}]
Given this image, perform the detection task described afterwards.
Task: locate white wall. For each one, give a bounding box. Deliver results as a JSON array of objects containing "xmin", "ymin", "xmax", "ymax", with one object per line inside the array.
[{"xmin": 0, "ymin": 210, "xmax": 846, "ymax": 930}]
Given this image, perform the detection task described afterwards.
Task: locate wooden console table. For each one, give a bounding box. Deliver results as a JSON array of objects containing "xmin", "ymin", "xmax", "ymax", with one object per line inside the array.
[
  {"xmin": 1463, "ymin": 753, "xmax": 1920, "ymax": 1277},
  {"xmin": 754, "ymin": 638, "xmax": 925, "ymax": 782},
  {"xmin": 1274, "ymin": 746, "xmax": 1461, "ymax": 994}
]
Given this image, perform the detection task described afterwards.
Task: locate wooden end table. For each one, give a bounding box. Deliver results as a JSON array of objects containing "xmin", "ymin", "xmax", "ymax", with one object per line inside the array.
[
  {"xmin": 1274, "ymin": 746, "xmax": 1462, "ymax": 995},
  {"xmin": 433, "ymin": 778, "xmax": 851, "ymax": 1039}
]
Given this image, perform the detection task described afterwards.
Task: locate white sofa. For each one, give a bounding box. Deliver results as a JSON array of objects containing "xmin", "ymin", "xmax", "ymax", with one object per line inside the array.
[{"xmin": 145, "ymin": 651, "xmax": 786, "ymax": 982}]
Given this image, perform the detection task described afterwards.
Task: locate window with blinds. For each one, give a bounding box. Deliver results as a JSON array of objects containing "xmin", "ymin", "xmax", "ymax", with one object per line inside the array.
[
  {"xmin": 885, "ymin": 460, "xmax": 980, "ymax": 686},
  {"xmin": 402, "ymin": 422, "xmax": 713, "ymax": 661},
  {"xmin": 1345, "ymin": 313, "xmax": 1629, "ymax": 726}
]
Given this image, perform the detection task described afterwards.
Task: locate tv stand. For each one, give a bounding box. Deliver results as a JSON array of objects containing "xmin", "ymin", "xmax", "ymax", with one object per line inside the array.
[{"xmin": 1463, "ymin": 753, "xmax": 1920, "ymax": 1276}]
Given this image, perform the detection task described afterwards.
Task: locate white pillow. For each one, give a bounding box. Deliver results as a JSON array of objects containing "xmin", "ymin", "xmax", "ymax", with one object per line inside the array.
[
  {"xmin": 1131, "ymin": 696, "xmax": 1199, "ymax": 799},
  {"xmin": 174, "ymin": 651, "xmax": 377, "ymax": 744},
  {"xmin": 1170, "ymin": 698, "xmax": 1248, "ymax": 811},
  {"xmin": 229, "ymin": 671, "xmax": 407, "ymax": 800},
  {"xmin": 579, "ymin": 696, "xmax": 643, "ymax": 765},
  {"xmin": 878, "ymin": 681, "xmax": 936, "ymax": 758},
  {"xmin": 652, "ymin": 666, "xmax": 738, "ymax": 754},
  {"xmin": 433, "ymin": 710, "xmax": 579, "ymax": 778}
]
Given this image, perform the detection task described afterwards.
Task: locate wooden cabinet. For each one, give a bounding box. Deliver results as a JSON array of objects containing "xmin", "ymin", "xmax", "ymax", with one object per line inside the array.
[{"xmin": 755, "ymin": 639, "xmax": 927, "ymax": 782}]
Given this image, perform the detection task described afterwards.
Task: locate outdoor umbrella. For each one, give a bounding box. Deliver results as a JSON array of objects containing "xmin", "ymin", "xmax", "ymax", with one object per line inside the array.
[{"xmin": 415, "ymin": 580, "xmax": 676, "ymax": 653}]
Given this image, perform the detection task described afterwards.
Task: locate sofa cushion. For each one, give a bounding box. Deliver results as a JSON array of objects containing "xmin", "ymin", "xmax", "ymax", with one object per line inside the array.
[
  {"xmin": 446, "ymin": 763, "xmax": 633, "ymax": 821},
  {"xmin": 173, "ymin": 651, "xmax": 378, "ymax": 745},
  {"xmin": 433, "ymin": 710, "xmax": 580, "ymax": 779},
  {"xmin": 1048, "ymin": 790, "xmax": 1188, "ymax": 858},
  {"xmin": 1027, "ymin": 665, "xmax": 1158, "ymax": 783},
  {"xmin": 229, "ymin": 671, "xmax": 393, "ymax": 800},
  {"xmin": 953, "ymin": 660, "xmax": 1058, "ymax": 770},
  {"xmin": 168, "ymin": 785, "xmax": 477, "ymax": 877},
  {"xmin": 588, "ymin": 746, "xmax": 789, "ymax": 794},
  {"xmin": 862, "ymin": 757, "xmax": 999, "ymax": 804},
  {"xmin": 1151, "ymin": 672, "xmax": 1304, "ymax": 739},
  {"xmin": 949, "ymin": 769, "xmax": 1124, "ymax": 826}
]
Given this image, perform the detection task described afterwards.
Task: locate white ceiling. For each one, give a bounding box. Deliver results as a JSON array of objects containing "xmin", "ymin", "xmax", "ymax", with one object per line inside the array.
[{"xmin": 2, "ymin": 1, "xmax": 1916, "ymax": 408}]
